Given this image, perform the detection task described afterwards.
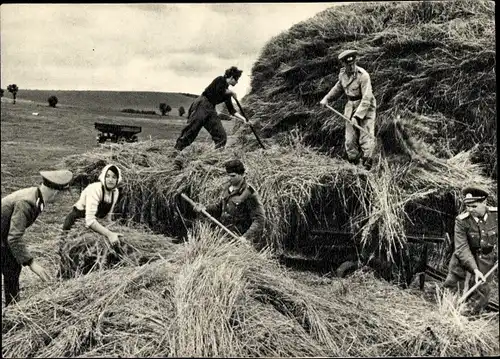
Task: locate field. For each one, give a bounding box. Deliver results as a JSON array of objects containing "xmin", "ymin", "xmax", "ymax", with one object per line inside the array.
[
  {"xmin": 12, "ymin": 89, "xmax": 197, "ymax": 113},
  {"xmin": 1, "ymin": 94, "xmax": 233, "ymax": 192}
]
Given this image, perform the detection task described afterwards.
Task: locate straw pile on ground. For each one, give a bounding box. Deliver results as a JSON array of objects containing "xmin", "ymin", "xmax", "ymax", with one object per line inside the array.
[
  {"xmin": 241, "ymin": 0, "xmax": 496, "ymax": 178},
  {"xmin": 3, "ymin": 224, "xmax": 498, "ymax": 358},
  {"xmin": 58, "ymin": 222, "xmax": 177, "ymax": 279}
]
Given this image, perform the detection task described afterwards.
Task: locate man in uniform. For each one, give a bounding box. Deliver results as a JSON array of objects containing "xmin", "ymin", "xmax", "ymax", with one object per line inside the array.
[
  {"xmin": 320, "ymin": 49, "xmax": 377, "ymax": 170},
  {"xmin": 1, "ymin": 169, "xmax": 73, "ymax": 307},
  {"xmin": 443, "ymin": 186, "xmax": 498, "ymax": 314},
  {"xmin": 192, "ymin": 159, "xmax": 266, "ymax": 250}
]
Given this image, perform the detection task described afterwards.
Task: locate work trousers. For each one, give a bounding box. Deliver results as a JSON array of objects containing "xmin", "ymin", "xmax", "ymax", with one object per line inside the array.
[
  {"xmin": 344, "ymin": 100, "xmax": 376, "ymax": 162},
  {"xmin": 174, "ymin": 96, "xmax": 227, "ymax": 151}
]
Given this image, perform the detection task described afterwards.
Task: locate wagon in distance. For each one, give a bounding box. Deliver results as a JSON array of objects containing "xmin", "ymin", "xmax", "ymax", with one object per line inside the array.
[{"xmin": 95, "ymin": 122, "xmax": 142, "ymax": 144}]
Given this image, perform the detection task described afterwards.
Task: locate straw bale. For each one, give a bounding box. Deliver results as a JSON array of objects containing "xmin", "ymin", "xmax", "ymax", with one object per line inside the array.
[{"xmin": 3, "ymin": 224, "xmax": 498, "ymax": 358}]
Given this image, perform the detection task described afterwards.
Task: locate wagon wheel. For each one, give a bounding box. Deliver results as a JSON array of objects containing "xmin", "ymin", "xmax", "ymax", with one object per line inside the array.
[
  {"xmin": 117, "ymin": 137, "xmax": 127, "ymax": 144},
  {"xmin": 336, "ymin": 260, "xmax": 359, "ymax": 278}
]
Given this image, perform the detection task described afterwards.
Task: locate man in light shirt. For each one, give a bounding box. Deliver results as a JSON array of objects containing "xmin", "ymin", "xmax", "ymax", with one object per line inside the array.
[{"xmin": 320, "ymin": 49, "xmax": 377, "ymax": 170}]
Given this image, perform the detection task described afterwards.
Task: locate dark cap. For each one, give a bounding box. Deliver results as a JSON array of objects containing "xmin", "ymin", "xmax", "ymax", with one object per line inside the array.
[
  {"xmin": 462, "ymin": 186, "xmax": 488, "ymax": 204},
  {"xmin": 40, "ymin": 170, "xmax": 73, "ymax": 190},
  {"xmin": 338, "ymin": 49, "xmax": 358, "ymax": 63},
  {"xmin": 225, "ymin": 159, "xmax": 245, "ymax": 175}
]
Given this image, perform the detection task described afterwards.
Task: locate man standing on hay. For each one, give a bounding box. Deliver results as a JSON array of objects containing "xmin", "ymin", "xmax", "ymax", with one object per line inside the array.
[
  {"xmin": 173, "ymin": 66, "xmax": 248, "ymax": 153},
  {"xmin": 320, "ymin": 49, "xmax": 377, "ymax": 170},
  {"xmin": 58, "ymin": 164, "xmax": 123, "ymax": 279},
  {"xmin": 1, "ymin": 169, "xmax": 73, "ymax": 307},
  {"xmin": 191, "ymin": 159, "xmax": 266, "ymax": 249},
  {"xmin": 443, "ymin": 187, "xmax": 498, "ymax": 314}
]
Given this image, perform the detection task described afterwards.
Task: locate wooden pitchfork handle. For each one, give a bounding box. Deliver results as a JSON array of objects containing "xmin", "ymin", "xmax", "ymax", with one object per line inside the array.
[
  {"xmin": 180, "ymin": 193, "xmax": 241, "ymax": 242},
  {"xmin": 234, "ymin": 98, "xmax": 266, "ymax": 149},
  {"xmin": 325, "ymin": 104, "xmax": 376, "ymax": 139},
  {"xmin": 458, "ymin": 261, "xmax": 498, "ymax": 304}
]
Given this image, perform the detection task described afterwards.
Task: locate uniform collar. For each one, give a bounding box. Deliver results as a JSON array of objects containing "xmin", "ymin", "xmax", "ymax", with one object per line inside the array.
[{"xmin": 473, "ymin": 213, "xmax": 488, "ymax": 223}]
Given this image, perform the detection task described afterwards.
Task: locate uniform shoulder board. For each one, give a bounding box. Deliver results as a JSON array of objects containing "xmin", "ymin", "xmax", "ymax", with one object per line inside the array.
[
  {"xmin": 457, "ymin": 211, "xmax": 470, "ymax": 220},
  {"xmin": 488, "ymin": 206, "xmax": 497, "ymax": 212}
]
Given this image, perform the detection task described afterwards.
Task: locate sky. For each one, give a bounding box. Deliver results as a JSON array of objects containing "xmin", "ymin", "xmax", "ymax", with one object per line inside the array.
[{"xmin": 0, "ymin": 3, "xmax": 344, "ymax": 96}]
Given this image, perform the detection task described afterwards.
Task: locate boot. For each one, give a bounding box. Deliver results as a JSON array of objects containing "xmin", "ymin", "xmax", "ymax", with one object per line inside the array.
[{"xmin": 362, "ymin": 157, "xmax": 373, "ymax": 171}]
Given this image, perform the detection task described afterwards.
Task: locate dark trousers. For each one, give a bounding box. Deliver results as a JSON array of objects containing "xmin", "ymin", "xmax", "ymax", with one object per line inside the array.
[
  {"xmin": 1, "ymin": 245, "xmax": 22, "ymax": 307},
  {"xmin": 174, "ymin": 96, "xmax": 227, "ymax": 151}
]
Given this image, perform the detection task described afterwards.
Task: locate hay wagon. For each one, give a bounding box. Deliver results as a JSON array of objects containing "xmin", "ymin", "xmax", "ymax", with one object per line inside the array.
[{"xmin": 95, "ymin": 122, "xmax": 141, "ymax": 144}]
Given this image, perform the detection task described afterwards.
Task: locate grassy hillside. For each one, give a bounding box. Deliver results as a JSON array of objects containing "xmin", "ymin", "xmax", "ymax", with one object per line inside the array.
[{"xmin": 12, "ymin": 89, "xmax": 198, "ymax": 113}]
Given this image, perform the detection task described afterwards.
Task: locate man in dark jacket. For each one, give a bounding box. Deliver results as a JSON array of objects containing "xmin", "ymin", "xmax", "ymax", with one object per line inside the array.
[
  {"xmin": 1, "ymin": 169, "xmax": 73, "ymax": 307},
  {"xmin": 193, "ymin": 159, "xmax": 266, "ymax": 249},
  {"xmin": 174, "ymin": 66, "xmax": 248, "ymax": 151},
  {"xmin": 443, "ymin": 186, "xmax": 498, "ymax": 314}
]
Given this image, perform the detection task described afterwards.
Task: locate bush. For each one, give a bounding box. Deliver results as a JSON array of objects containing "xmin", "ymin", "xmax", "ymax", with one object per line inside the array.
[
  {"xmin": 178, "ymin": 106, "xmax": 186, "ymax": 116},
  {"xmin": 0, "ymin": 88, "xmax": 4, "ymax": 97},
  {"xmin": 121, "ymin": 108, "xmax": 157, "ymax": 115},
  {"xmin": 160, "ymin": 103, "xmax": 172, "ymax": 116},
  {"xmin": 48, "ymin": 95, "xmax": 58, "ymax": 108}
]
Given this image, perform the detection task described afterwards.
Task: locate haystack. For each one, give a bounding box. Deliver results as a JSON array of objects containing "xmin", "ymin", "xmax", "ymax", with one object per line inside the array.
[
  {"xmin": 2, "ymin": 224, "xmax": 498, "ymax": 358},
  {"xmin": 60, "ymin": 137, "xmax": 495, "ymax": 285},
  {"xmin": 241, "ymin": 0, "xmax": 496, "ymax": 178}
]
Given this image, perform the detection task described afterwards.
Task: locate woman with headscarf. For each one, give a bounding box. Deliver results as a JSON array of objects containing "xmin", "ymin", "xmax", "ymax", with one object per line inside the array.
[{"xmin": 59, "ymin": 164, "xmax": 123, "ymax": 258}]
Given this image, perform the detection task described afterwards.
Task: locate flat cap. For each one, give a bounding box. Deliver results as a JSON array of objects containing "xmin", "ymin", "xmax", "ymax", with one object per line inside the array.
[
  {"xmin": 40, "ymin": 170, "xmax": 73, "ymax": 190},
  {"xmin": 338, "ymin": 49, "xmax": 358, "ymax": 63},
  {"xmin": 462, "ymin": 186, "xmax": 488, "ymax": 204},
  {"xmin": 225, "ymin": 159, "xmax": 245, "ymax": 175}
]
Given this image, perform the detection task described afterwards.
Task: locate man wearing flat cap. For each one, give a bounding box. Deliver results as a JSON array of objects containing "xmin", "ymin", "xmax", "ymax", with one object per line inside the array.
[
  {"xmin": 443, "ymin": 186, "xmax": 498, "ymax": 314},
  {"xmin": 1, "ymin": 169, "xmax": 73, "ymax": 307},
  {"xmin": 320, "ymin": 49, "xmax": 377, "ymax": 170},
  {"xmin": 192, "ymin": 159, "xmax": 266, "ymax": 249}
]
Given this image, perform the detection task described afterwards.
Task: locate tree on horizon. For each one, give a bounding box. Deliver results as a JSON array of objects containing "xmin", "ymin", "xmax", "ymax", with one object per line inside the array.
[
  {"xmin": 7, "ymin": 84, "xmax": 19, "ymax": 104},
  {"xmin": 178, "ymin": 106, "xmax": 185, "ymax": 117},
  {"xmin": 159, "ymin": 103, "xmax": 172, "ymax": 116},
  {"xmin": 48, "ymin": 95, "xmax": 58, "ymax": 108}
]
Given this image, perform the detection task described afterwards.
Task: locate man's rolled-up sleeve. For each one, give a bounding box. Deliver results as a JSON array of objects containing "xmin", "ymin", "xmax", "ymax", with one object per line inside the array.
[{"xmin": 353, "ymin": 73, "xmax": 374, "ymax": 119}]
